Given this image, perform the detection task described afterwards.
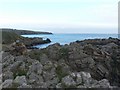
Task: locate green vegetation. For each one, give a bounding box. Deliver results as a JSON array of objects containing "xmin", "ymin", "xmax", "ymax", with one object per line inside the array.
[
  {"xmin": 2, "ymin": 31, "xmax": 22, "ymax": 44},
  {"xmin": 28, "ymin": 50, "xmax": 42, "ymax": 60},
  {"xmin": 59, "ymin": 47, "xmax": 69, "ymax": 59},
  {"xmin": 13, "ymin": 69, "xmax": 27, "ymax": 79},
  {"xmin": 56, "ymin": 65, "xmax": 68, "ymax": 81}
]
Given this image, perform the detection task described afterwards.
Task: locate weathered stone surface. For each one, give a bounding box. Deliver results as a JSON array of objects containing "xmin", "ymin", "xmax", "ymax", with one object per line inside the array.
[
  {"xmin": 1, "ymin": 79, "xmax": 13, "ymax": 88},
  {"xmin": 3, "ymin": 71, "xmax": 14, "ymax": 81},
  {"xmin": 14, "ymin": 76, "xmax": 27, "ymax": 85},
  {"xmin": 18, "ymin": 83, "xmax": 32, "ymax": 88},
  {"xmin": 28, "ymin": 61, "xmax": 43, "ymax": 75},
  {"xmin": 61, "ymin": 75, "xmax": 76, "ymax": 87},
  {"xmin": 27, "ymin": 73, "xmax": 43, "ymax": 84}
]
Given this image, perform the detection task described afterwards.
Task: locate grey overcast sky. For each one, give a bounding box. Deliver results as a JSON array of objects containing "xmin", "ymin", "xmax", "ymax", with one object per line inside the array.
[{"xmin": 0, "ymin": 0, "xmax": 119, "ymax": 33}]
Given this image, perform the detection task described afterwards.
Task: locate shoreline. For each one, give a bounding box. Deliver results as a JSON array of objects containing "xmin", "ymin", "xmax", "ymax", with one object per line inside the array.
[{"xmin": 1, "ymin": 29, "xmax": 120, "ymax": 88}]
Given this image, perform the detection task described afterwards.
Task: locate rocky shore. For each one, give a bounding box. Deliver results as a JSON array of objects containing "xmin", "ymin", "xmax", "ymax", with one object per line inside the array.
[
  {"xmin": 1, "ymin": 37, "xmax": 120, "ymax": 89},
  {"xmin": 2, "ymin": 30, "xmax": 51, "ymax": 50}
]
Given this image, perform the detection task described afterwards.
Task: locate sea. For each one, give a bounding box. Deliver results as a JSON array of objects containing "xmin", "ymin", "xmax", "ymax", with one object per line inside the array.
[{"xmin": 22, "ymin": 34, "xmax": 118, "ymax": 48}]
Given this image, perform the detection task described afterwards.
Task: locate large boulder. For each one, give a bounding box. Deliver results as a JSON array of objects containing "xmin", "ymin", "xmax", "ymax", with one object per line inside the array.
[
  {"xmin": 61, "ymin": 75, "xmax": 76, "ymax": 87},
  {"xmin": 1, "ymin": 79, "xmax": 13, "ymax": 88},
  {"xmin": 14, "ymin": 76, "xmax": 27, "ymax": 86},
  {"xmin": 11, "ymin": 41, "xmax": 27, "ymax": 55},
  {"xmin": 28, "ymin": 61, "xmax": 43, "ymax": 75}
]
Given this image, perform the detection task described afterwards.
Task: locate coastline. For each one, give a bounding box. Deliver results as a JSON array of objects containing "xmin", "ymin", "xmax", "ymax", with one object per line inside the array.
[{"xmin": 1, "ymin": 35, "xmax": 120, "ymax": 88}]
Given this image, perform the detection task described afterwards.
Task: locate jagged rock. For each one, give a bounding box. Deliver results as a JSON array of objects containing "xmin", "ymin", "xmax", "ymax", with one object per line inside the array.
[
  {"xmin": 56, "ymin": 83, "xmax": 62, "ymax": 88},
  {"xmin": 70, "ymin": 72, "xmax": 82, "ymax": 85},
  {"xmin": 2, "ymin": 55, "xmax": 15, "ymax": 70},
  {"xmin": 91, "ymin": 79, "xmax": 111, "ymax": 88},
  {"xmin": 43, "ymin": 61, "xmax": 53, "ymax": 71},
  {"xmin": 12, "ymin": 42, "xmax": 27, "ymax": 55},
  {"xmin": 9, "ymin": 61, "xmax": 22, "ymax": 72},
  {"xmin": 28, "ymin": 61, "xmax": 43, "ymax": 75},
  {"xmin": 3, "ymin": 71, "xmax": 14, "ymax": 81},
  {"xmin": 102, "ymin": 43, "xmax": 118, "ymax": 54},
  {"xmin": 14, "ymin": 76, "xmax": 27, "ymax": 86},
  {"xmin": 75, "ymin": 57, "xmax": 95, "ymax": 69},
  {"xmin": 40, "ymin": 54, "xmax": 49, "ymax": 65},
  {"xmin": 36, "ymin": 82, "xmax": 48, "ymax": 88},
  {"xmin": 45, "ymin": 77, "xmax": 59, "ymax": 87},
  {"xmin": 61, "ymin": 75, "xmax": 76, "ymax": 87},
  {"xmin": 42, "ymin": 68, "xmax": 56, "ymax": 81},
  {"xmin": 1, "ymin": 79, "xmax": 13, "ymax": 88},
  {"xmin": 0, "ymin": 63, "xmax": 2, "ymax": 74},
  {"xmin": 0, "ymin": 74, "xmax": 2, "ymax": 85},
  {"xmin": 2, "ymin": 38, "xmax": 120, "ymax": 88},
  {"xmin": 47, "ymin": 43, "xmax": 61, "ymax": 60},
  {"xmin": 27, "ymin": 73, "xmax": 43, "ymax": 84},
  {"xmin": 80, "ymin": 72, "xmax": 91, "ymax": 84},
  {"xmin": 96, "ymin": 64, "xmax": 109, "ymax": 78},
  {"xmin": 69, "ymin": 49, "xmax": 88, "ymax": 60},
  {"xmin": 18, "ymin": 83, "xmax": 32, "ymax": 88},
  {"xmin": 2, "ymin": 54, "xmax": 14, "ymax": 63}
]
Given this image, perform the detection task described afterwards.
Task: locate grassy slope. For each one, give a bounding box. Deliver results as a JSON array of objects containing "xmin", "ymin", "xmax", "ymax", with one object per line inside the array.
[{"xmin": 2, "ymin": 31, "xmax": 22, "ymax": 44}]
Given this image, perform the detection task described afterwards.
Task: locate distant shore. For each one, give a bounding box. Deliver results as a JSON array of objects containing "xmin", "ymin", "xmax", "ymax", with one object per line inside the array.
[{"xmin": 0, "ymin": 28, "xmax": 52, "ymax": 35}]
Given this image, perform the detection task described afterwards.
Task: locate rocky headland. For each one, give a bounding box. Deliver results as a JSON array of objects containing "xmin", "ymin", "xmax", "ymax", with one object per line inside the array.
[
  {"xmin": 0, "ymin": 28, "xmax": 52, "ymax": 35},
  {"xmin": 1, "ymin": 37, "xmax": 120, "ymax": 89},
  {"xmin": 1, "ymin": 30, "xmax": 51, "ymax": 50}
]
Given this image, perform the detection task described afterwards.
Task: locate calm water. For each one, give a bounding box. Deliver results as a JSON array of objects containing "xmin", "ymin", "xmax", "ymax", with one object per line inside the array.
[{"xmin": 22, "ymin": 34, "xmax": 118, "ymax": 48}]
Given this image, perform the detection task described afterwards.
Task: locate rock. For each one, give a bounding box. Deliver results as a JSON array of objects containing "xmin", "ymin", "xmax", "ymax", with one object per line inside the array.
[
  {"xmin": 102, "ymin": 43, "xmax": 118, "ymax": 54},
  {"xmin": 1, "ymin": 79, "xmax": 13, "ymax": 88},
  {"xmin": 61, "ymin": 75, "xmax": 76, "ymax": 87},
  {"xmin": 56, "ymin": 83, "xmax": 62, "ymax": 88},
  {"xmin": 0, "ymin": 74, "xmax": 2, "ymax": 85},
  {"xmin": 42, "ymin": 68, "xmax": 56, "ymax": 81},
  {"xmin": 91, "ymin": 79, "xmax": 111, "ymax": 88},
  {"xmin": 70, "ymin": 72, "xmax": 82, "ymax": 85},
  {"xmin": 28, "ymin": 61, "xmax": 43, "ymax": 75},
  {"xmin": 2, "ymin": 54, "xmax": 14, "ymax": 63},
  {"xmin": 80, "ymin": 72, "xmax": 91, "ymax": 85},
  {"xmin": 47, "ymin": 43, "xmax": 61, "ymax": 60},
  {"xmin": 27, "ymin": 73, "xmax": 43, "ymax": 84},
  {"xmin": 2, "ymin": 55, "xmax": 15, "ymax": 70},
  {"xmin": 69, "ymin": 49, "xmax": 88, "ymax": 60},
  {"xmin": 96, "ymin": 64, "xmax": 109, "ymax": 78},
  {"xmin": 14, "ymin": 76, "xmax": 27, "ymax": 86},
  {"xmin": 3, "ymin": 71, "xmax": 14, "ymax": 81},
  {"xmin": 75, "ymin": 57, "xmax": 95, "ymax": 69},
  {"xmin": 12, "ymin": 42, "xmax": 27, "ymax": 55},
  {"xmin": 40, "ymin": 54, "xmax": 49, "ymax": 65},
  {"xmin": 9, "ymin": 61, "xmax": 22, "ymax": 72},
  {"xmin": 43, "ymin": 61, "xmax": 53, "ymax": 71},
  {"xmin": 18, "ymin": 83, "xmax": 32, "ymax": 88},
  {"xmin": 46, "ymin": 77, "xmax": 59, "ymax": 87},
  {"xmin": 36, "ymin": 82, "xmax": 48, "ymax": 88}
]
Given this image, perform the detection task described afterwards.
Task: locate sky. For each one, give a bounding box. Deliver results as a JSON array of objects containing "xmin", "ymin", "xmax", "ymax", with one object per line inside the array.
[{"xmin": 0, "ymin": 0, "xmax": 119, "ymax": 33}]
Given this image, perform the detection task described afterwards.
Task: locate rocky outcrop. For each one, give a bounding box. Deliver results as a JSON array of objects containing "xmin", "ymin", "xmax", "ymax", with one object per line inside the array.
[
  {"xmin": 1, "ymin": 38, "xmax": 120, "ymax": 88},
  {"xmin": 2, "ymin": 30, "xmax": 51, "ymax": 50}
]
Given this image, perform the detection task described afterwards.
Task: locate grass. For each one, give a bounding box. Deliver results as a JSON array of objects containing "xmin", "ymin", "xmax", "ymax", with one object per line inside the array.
[
  {"xmin": 13, "ymin": 69, "xmax": 27, "ymax": 79},
  {"xmin": 2, "ymin": 31, "xmax": 22, "ymax": 44},
  {"xmin": 59, "ymin": 47, "xmax": 69, "ymax": 59},
  {"xmin": 56, "ymin": 65, "xmax": 68, "ymax": 82},
  {"xmin": 28, "ymin": 50, "xmax": 42, "ymax": 60}
]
